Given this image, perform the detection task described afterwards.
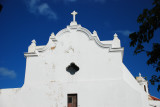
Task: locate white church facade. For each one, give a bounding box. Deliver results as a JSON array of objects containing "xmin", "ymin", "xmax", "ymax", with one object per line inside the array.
[{"xmin": 0, "ymin": 11, "xmax": 160, "ymax": 107}]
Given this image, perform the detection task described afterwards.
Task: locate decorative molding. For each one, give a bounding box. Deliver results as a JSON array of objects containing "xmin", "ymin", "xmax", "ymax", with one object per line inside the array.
[
  {"xmin": 24, "ymin": 25, "xmax": 124, "ymax": 59},
  {"xmin": 24, "ymin": 52, "xmax": 38, "ymax": 57}
]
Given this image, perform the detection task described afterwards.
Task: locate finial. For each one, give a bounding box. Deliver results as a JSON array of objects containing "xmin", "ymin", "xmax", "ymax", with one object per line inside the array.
[
  {"xmin": 50, "ymin": 32, "xmax": 57, "ymax": 42},
  {"xmin": 114, "ymin": 33, "xmax": 118, "ymax": 38},
  {"xmin": 32, "ymin": 39, "xmax": 36, "ymax": 44},
  {"xmin": 28, "ymin": 39, "xmax": 36, "ymax": 52},
  {"xmin": 112, "ymin": 33, "xmax": 121, "ymax": 48},
  {"xmin": 93, "ymin": 30, "xmax": 98, "ymax": 36},
  {"xmin": 51, "ymin": 32, "xmax": 55, "ymax": 37},
  {"xmin": 139, "ymin": 73, "xmax": 141, "ymax": 77},
  {"xmin": 71, "ymin": 10, "xmax": 78, "ymax": 22},
  {"xmin": 93, "ymin": 30, "xmax": 97, "ymax": 34}
]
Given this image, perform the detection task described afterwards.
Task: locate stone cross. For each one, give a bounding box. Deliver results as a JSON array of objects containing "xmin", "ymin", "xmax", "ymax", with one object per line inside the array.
[{"xmin": 71, "ymin": 11, "xmax": 78, "ymax": 22}]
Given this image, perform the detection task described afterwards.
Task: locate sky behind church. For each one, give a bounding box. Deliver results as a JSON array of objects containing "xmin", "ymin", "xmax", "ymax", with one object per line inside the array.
[{"xmin": 0, "ymin": 0, "xmax": 160, "ymax": 98}]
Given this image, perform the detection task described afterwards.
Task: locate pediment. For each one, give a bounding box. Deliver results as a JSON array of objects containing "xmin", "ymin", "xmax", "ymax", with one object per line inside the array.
[{"xmin": 24, "ymin": 24, "xmax": 124, "ymax": 58}]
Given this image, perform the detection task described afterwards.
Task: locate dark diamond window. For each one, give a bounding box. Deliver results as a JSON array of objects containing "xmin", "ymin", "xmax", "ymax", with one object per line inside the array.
[{"xmin": 66, "ymin": 63, "xmax": 79, "ymax": 75}]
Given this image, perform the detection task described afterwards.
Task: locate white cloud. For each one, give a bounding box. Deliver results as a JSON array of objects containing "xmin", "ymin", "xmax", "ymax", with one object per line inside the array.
[
  {"xmin": 25, "ymin": 0, "xmax": 108, "ymax": 19},
  {"xmin": 0, "ymin": 67, "xmax": 16, "ymax": 79},
  {"xmin": 25, "ymin": 0, "xmax": 57, "ymax": 20},
  {"xmin": 115, "ymin": 30, "xmax": 133, "ymax": 36},
  {"xmin": 37, "ymin": 3, "xmax": 57, "ymax": 19}
]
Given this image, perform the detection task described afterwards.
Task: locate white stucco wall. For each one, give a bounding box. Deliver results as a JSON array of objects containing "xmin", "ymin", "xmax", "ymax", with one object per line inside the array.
[
  {"xmin": 0, "ymin": 23, "xmax": 149, "ymax": 107},
  {"xmin": 149, "ymin": 100, "xmax": 160, "ymax": 107}
]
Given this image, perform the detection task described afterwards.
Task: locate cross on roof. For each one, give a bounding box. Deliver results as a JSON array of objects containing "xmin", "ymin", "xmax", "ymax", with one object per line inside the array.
[{"xmin": 71, "ymin": 11, "xmax": 78, "ymax": 22}]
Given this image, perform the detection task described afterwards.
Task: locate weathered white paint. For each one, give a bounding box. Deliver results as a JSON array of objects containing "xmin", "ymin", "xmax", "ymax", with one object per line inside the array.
[
  {"xmin": 149, "ymin": 100, "xmax": 160, "ymax": 107},
  {"xmin": 0, "ymin": 11, "xmax": 151, "ymax": 107}
]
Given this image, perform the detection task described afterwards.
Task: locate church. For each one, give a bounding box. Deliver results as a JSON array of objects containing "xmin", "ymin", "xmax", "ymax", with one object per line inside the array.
[{"xmin": 0, "ymin": 11, "xmax": 160, "ymax": 107}]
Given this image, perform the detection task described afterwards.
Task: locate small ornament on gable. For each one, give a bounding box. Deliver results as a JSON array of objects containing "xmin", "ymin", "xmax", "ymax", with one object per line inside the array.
[
  {"xmin": 50, "ymin": 32, "xmax": 57, "ymax": 42},
  {"xmin": 113, "ymin": 33, "xmax": 118, "ymax": 39},
  {"xmin": 92, "ymin": 30, "xmax": 98, "ymax": 37},
  {"xmin": 31, "ymin": 39, "xmax": 36, "ymax": 44},
  {"xmin": 112, "ymin": 33, "xmax": 121, "ymax": 48},
  {"xmin": 28, "ymin": 39, "xmax": 36, "ymax": 52}
]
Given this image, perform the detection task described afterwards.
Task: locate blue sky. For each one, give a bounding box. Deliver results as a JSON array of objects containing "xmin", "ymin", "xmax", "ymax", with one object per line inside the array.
[{"xmin": 0, "ymin": 0, "xmax": 160, "ymax": 98}]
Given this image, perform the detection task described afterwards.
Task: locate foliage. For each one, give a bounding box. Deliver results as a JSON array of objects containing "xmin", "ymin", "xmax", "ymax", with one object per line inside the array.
[
  {"xmin": 0, "ymin": 4, "xmax": 2, "ymax": 12},
  {"xmin": 129, "ymin": 0, "xmax": 160, "ymax": 90}
]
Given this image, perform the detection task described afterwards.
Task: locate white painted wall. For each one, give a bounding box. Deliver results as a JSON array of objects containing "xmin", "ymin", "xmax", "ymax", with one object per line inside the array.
[
  {"xmin": 0, "ymin": 23, "xmax": 149, "ymax": 107},
  {"xmin": 149, "ymin": 100, "xmax": 160, "ymax": 107}
]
